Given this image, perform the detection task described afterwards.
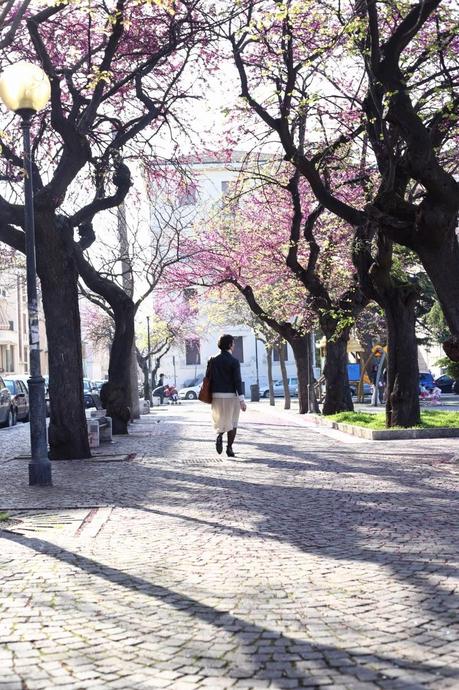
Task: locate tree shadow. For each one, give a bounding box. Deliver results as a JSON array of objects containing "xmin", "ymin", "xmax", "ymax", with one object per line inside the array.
[
  {"xmin": 2, "ymin": 530, "xmax": 456, "ymax": 688},
  {"xmin": 128, "ymin": 464, "xmax": 459, "ymax": 628}
]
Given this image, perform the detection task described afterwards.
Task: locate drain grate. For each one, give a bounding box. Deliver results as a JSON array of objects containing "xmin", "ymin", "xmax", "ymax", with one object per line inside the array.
[
  {"xmin": 172, "ymin": 458, "xmax": 226, "ymax": 465},
  {"xmin": 128, "ymin": 431, "xmax": 170, "ymax": 437}
]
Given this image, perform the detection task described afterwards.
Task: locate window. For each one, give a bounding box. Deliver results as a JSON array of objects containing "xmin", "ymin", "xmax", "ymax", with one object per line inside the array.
[
  {"xmin": 221, "ymin": 180, "xmax": 230, "ymax": 194},
  {"xmin": 185, "ymin": 338, "xmax": 201, "ymax": 365},
  {"xmin": 273, "ymin": 343, "xmax": 288, "ymax": 362},
  {"xmin": 5, "ymin": 346, "xmax": 14, "ymax": 372},
  {"xmin": 178, "ymin": 183, "xmax": 197, "ymax": 206},
  {"xmin": 18, "ymin": 381, "xmax": 27, "ymax": 395},
  {"xmin": 233, "ymin": 336, "xmax": 244, "ymax": 363}
]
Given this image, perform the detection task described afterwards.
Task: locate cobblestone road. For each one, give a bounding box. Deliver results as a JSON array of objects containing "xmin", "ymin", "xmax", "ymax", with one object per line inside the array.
[{"xmin": 0, "ymin": 402, "xmax": 458, "ymax": 690}]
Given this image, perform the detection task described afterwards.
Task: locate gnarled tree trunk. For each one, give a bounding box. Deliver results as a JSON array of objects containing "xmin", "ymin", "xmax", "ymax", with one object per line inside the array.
[
  {"xmin": 37, "ymin": 215, "xmax": 90, "ymax": 460},
  {"xmin": 136, "ymin": 349, "xmax": 151, "ymax": 402},
  {"xmin": 74, "ymin": 244, "xmax": 135, "ymax": 434},
  {"xmin": 384, "ymin": 287, "xmax": 420, "ymax": 428},
  {"xmin": 129, "ymin": 345, "xmax": 140, "ymax": 419},
  {"xmin": 278, "ymin": 340, "xmax": 291, "ymax": 410},
  {"xmin": 105, "ymin": 297, "xmax": 135, "ymax": 433},
  {"xmin": 321, "ymin": 326, "xmax": 353, "ymax": 415},
  {"xmin": 266, "ymin": 344, "xmax": 275, "ymax": 406},
  {"xmin": 290, "ymin": 333, "xmax": 318, "ymax": 414}
]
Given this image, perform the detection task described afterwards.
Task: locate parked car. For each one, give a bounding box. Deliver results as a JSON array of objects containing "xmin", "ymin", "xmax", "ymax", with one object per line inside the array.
[
  {"xmin": 0, "ymin": 375, "xmax": 14, "ymax": 427},
  {"xmin": 4, "ymin": 378, "xmax": 29, "ymax": 422},
  {"xmin": 83, "ymin": 378, "xmax": 98, "ymax": 394},
  {"xmin": 84, "ymin": 392, "xmax": 101, "ymax": 409},
  {"xmin": 262, "ymin": 378, "xmax": 298, "ymax": 398},
  {"xmin": 349, "ymin": 383, "xmax": 373, "ymax": 397},
  {"xmin": 419, "ymin": 372, "xmax": 435, "ymax": 391},
  {"xmin": 92, "ymin": 379, "xmax": 107, "ymax": 392},
  {"xmin": 178, "ymin": 383, "xmax": 201, "ymax": 400},
  {"xmin": 434, "ymin": 374, "xmax": 455, "ymax": 393},
  {"xmin": 178, "ymin": 374, "xmax": 204, "ymax": 400}
]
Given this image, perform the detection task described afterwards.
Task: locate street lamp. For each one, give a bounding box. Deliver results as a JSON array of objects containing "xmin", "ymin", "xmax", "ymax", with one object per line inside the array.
[{"xmin": 0, "ymin": 61, "xmax": 51, "ymax": 486}]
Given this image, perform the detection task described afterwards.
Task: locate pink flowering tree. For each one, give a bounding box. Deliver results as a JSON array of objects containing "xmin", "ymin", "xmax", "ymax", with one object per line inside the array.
[
  {"xmin": 173, "ymin": 169, "xmax": 323, "ymax": 414},
  {"xmin": 0, "ymin": 1, "xmax": 210, "ymax": 456},
  {"xmin": 219, "ymin": 0, "xmax": 458, "ymax": 426},
  {"xmin": 180, "ymin": 159, "xmax": 372, "ymax": 414}
]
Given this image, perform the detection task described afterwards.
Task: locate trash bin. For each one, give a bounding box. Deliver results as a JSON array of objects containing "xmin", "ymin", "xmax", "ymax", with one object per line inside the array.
[{"xmin": 250, "ymin": 383, "xmax": 260, "ymax": 402}]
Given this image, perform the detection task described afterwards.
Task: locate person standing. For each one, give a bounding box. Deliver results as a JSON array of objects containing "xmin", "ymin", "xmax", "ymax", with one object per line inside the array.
[
  {"xmin": 153, "ymin": 373, "xmax": 165, "ymax": 405},
  {"xmin": 209, "ymin": 334, "xmax": 246, "ymax": 457}
]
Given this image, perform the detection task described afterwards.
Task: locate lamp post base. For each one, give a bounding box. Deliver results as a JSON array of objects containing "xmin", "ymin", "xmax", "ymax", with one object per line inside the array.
[{"xmin": 29, "ymin": 461, "xmax": 52, "ymax": 486}]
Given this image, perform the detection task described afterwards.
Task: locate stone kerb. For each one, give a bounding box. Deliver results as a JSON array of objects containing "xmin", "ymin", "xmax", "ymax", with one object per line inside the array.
[{"xmin": 309, "ymin": 414, "xmax": 459, "ymax": 440}]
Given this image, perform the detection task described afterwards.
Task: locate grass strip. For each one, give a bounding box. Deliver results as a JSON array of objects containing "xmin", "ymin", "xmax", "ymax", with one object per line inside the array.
[{"xmin": 327, "ymin": 410, "xmax": 459, "ymax": 430}]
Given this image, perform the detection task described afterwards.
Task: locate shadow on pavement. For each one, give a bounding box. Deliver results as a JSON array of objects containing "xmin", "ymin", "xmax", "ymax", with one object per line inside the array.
[{"xmin": 2, "ymin": 530, "xmax": 455, "ymax": 688}]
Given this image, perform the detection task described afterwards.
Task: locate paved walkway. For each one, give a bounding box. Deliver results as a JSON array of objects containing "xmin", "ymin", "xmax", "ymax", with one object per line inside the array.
[{"xmin": 0, "ymin": 402, "xmax": 458, "ymax": 690}]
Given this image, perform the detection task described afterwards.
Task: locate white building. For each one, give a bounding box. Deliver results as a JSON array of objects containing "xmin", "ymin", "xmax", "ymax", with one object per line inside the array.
[{"xmin": 0, "ymin": 272, "xmax": 48, "ymax": 377}]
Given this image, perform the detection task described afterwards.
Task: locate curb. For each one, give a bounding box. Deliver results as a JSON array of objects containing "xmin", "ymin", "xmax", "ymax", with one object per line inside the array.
[{"xmin": 307, "ymin": 414, "xmax": 459, "ymax": 440}]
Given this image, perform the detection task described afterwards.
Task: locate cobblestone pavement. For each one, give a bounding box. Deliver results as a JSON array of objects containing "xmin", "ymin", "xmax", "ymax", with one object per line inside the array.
[{"xmin": 0, "ymin": 402, "xmax": 458, "ymax": 690}]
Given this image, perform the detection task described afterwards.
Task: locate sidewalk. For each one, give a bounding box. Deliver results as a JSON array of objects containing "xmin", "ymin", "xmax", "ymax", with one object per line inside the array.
[{"xmin": 0, "ymin": 403, "xmax": 458, "ymax": 690}]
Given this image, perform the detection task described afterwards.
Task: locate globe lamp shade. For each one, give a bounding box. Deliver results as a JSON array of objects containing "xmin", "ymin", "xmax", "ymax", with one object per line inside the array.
[{"xmin": 0, "ymin": 61, "xmax": 50, "ymax": 113}]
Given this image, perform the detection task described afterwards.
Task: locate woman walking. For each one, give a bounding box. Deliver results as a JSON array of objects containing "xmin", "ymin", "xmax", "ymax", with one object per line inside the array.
[{"xmin": 209, "ymin": 334, "xmax": 246, "ymax": 457}]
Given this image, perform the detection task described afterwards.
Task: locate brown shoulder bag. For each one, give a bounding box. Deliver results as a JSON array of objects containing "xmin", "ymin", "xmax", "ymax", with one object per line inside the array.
[{"xmin": 198, "ymin": 358, "xmax": 213, "ymax": 404}]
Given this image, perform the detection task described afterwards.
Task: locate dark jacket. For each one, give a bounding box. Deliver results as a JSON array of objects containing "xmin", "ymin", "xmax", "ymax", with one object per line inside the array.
[{"xmin": 208, "ymin": 350, "xmax": 243, "ymax": 396}]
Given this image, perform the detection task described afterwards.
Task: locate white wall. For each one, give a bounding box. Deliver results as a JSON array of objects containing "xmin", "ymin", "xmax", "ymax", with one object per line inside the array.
[{"xmin": 158, "ymin": 324, "xmax": 298, "ymax": 393}]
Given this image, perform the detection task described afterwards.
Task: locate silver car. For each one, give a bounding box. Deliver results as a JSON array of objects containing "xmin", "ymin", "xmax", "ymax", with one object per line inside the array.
[
  {"xmin": 0, "ymin": 375, "xmax": 14, "ymax": 427},
  {"xmin": 262, "ymin": 378, "xmax": 298, "ymax": 398}
]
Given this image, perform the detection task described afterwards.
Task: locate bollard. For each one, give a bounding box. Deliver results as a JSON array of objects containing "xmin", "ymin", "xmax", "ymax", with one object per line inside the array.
[
  {"xmin": 99, "ymin": 416, "xmax": 112, "ymax": 443},
  {"xmin": 88, "ymin": 419, "xmax": 100, "ymax": 448}
]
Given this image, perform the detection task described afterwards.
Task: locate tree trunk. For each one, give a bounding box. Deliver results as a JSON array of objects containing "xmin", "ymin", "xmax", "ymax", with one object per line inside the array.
[
  {"xmin": 417, "ymin": 236, "xmax": 459, "ymax": 361},
  {"xmin": 306, "ymin": 332, "xmax": 320, "ymax": 413},
  {"xmin": 104, "ymin": 298, "xmax": 135, "ymax": 433},
  {"xmin": 37, "ymin": 217, "xmax": 90, "ymax": 460},
  {"xmin": 278, "ymin": 342, "xmax": 291, "ymax": 410},
  {"xmin": 384, "ymin": 289, "xmax": 421, "ymax": 428},
  {"xmin": 290, "ymin": 333, "xmax": 315, "ymax": 414},
  {"xmin": 266, "ymin": 345, "xmax": 275, "ymax": 406},
  {"xmin": 74, "ymin": 244, "xmax": 135, "ymax": 435},
  {"xmin": 321, "ymin": 328, "xmax": 353, "ymax": 415},
  {"xmin": 129, "ymin": 345, "xmax": 140, "ymax": 419},
  {"xmin": 151, "ymin": 357, "xmax": 161, "ymax": 393},
  {"xmin": 136, "ymin": 350, "xmax": 150, "ymax": 402}
]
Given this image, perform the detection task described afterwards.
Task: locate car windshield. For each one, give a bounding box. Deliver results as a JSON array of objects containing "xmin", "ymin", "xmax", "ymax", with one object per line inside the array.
[{"xmin": 4, "ymin": 380, "xmax": 14, "ymax": 393}]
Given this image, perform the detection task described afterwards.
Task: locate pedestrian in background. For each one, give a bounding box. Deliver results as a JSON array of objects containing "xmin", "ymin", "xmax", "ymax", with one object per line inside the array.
[
  {"xmin": 153, "ymin": 372, "xmax": 165, "ymax": 405},
  {"xmin": 209, "ymin": 334, "xmax": 246, "ymax": 457}
]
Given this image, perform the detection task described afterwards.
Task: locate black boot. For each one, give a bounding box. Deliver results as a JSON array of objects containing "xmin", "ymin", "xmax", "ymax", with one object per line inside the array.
[
  {"xmin": 216, "ymin": 433, "xmax": 223, "ymax": 455},
  {"xmin": 226, "ymin": 428, "xmax": 237, "ymax": 457}
]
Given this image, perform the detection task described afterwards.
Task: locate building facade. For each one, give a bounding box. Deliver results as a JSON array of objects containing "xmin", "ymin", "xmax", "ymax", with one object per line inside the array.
[{"xmin": 0, "ymin": 273, "xmax": 48, "ymax": 377}]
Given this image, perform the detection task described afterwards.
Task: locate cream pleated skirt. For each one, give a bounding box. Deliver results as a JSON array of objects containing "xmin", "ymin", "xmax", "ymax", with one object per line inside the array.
[{"xmin": 211, "ymin": 393, "xmax": 240, "ymax": 433}]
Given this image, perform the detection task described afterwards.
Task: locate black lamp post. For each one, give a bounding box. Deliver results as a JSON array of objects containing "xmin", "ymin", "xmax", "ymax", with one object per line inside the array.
[{"xmin": 0, "ymin": 61, "xmax": 51, "ymax": 486}]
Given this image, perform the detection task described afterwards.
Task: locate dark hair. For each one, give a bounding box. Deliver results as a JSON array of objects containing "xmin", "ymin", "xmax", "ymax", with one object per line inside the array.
[{"xmin": 218, "ymin": 334, "xmax": 234, "ymax": 351}]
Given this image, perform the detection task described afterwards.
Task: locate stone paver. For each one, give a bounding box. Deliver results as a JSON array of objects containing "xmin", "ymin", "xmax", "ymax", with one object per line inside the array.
[{"xmin": 0, "ymin": 402, "xmax": 458, "ymax": 690}]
